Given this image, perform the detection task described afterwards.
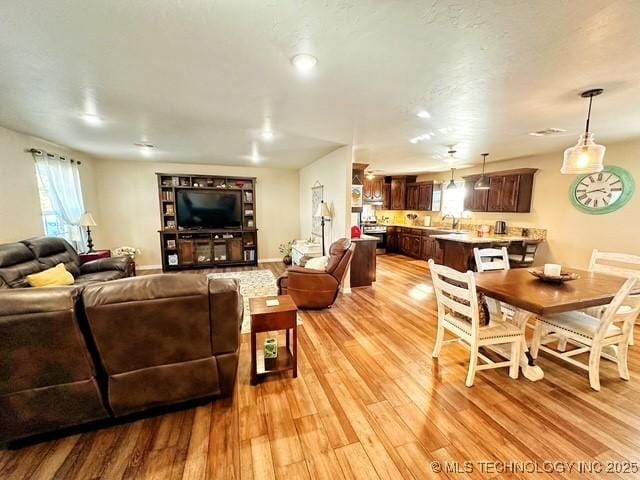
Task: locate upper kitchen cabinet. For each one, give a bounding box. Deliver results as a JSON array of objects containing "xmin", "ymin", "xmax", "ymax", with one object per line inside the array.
[
  {"xmin": 464, "ymin": 168, "xmax": 537, "ymax": 213},
  {"xmin": 406, "ymin": 183, "xmax": 419, "ymax": 210},
  {"xmin": 382, "ymin": 183, "xmax": 391, "ymax": 209},
  {"xmin": 390, "ymin": 176, "xmax": 408, "ymax": 210},
  {"xmin": 363, "ymin": 176, "xmax": 385, "ymax": 203}
]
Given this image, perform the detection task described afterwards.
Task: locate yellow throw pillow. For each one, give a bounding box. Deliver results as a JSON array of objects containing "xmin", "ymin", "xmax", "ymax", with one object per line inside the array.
[{"xmin": 27, "ymin": 263, "xmax": 75, "ymax": 288}]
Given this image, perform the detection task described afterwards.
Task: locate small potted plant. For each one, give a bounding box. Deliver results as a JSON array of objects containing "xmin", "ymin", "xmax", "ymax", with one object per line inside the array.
[{"xmin": 279, "ymin": 241, "xmax": 293, "ymax": 265}]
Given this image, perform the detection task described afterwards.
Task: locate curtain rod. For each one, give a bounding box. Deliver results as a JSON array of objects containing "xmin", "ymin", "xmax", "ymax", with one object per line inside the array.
[{"xmin": 28, "ymin": 148, "xmax": 82, "ymax": 165}]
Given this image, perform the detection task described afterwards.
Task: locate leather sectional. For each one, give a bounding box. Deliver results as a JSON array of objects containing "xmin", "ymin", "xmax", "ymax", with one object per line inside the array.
[{"xmin": 0, "ymin": 238, "xmax": 242, "ymax": 444}]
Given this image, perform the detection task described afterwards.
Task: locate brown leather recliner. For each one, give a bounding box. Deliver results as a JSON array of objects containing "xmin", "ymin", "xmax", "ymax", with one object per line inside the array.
[
  {"xmin": 0, "ymin": 237, "xmax": 133, "ymax": 289},
  {"xmin": 0, "ymin": 287, "xmax": 109, "ymax": 444},
  {"xmin": 82, "ymin": 274, "xmax": 242, "ymax": 417},
  {"xmin": 277, "ymin": 238, "xmax": 355, "ymax": 309}
]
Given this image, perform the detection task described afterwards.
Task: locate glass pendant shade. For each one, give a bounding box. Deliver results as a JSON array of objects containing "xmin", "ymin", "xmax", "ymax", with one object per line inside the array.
[
  {"xmin": 447, "ymin": 168, "xmax": 457, "ymax": 190},
  {"xmin": 561, "ymin": 133, "xmax": 605, "ymax": 174},
  {"xmin": 474, "ymin": 175, "xmax": 490, "ymax": 190}
]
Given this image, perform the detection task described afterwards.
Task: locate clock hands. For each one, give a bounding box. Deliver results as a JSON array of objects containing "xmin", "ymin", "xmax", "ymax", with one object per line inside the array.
[{"xmin": 586, "ymin": 188, "xmax": 607, "ymax": 194}]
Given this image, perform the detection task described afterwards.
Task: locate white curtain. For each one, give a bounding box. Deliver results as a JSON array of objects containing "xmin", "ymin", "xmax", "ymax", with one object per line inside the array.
[{"xmin": 33, "ymin": 150, "xmax": 86, "ymax": 248}]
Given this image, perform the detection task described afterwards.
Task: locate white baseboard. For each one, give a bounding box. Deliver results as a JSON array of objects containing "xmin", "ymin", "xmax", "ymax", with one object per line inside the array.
[
  {"xmin": 258, "ymin": 258, "xmax": 283, "ymax": 263},
  {"xmin": 136, "ymin": 264, "xmax": 162, "ymax": 270}
]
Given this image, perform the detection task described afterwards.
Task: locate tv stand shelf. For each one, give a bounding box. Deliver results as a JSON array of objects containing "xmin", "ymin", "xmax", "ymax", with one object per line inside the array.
[{"xmin": 157, "ymin": 173, "xmax": 258, "ymax": 271}]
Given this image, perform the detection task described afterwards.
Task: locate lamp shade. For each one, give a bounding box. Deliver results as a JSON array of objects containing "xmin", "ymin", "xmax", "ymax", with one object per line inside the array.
[
  {"xmin": 474, "ymin": 175, "xmax": 490, "ymax": 190},
  {"xmin": 79, "ymin": 212, "xmax": 97, "ymax": 227},
  {"xmin": 314, "ymin": 202, "xmax": 332, "ymax": 218},
  {"xmin": 561, "ymin": 133, "xmax": 605, "ymax": 174}
]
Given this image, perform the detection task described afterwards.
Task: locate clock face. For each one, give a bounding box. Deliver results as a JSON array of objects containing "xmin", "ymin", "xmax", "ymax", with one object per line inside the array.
[
  {"xmin": 574, "ymin": 171, "xmax": 623, "ymax": 209},
  {"xmin": 570, "ymin": 166, "xmax": 635, "ymax": 215}
]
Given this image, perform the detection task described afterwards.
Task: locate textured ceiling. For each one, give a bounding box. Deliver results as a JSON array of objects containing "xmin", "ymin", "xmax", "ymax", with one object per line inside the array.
[{"xmin": 1, "ymin": 1, "xmax": 639, "ymax": 170}]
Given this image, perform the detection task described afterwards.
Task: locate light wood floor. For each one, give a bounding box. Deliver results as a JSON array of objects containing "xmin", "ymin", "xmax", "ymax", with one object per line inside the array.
[{"xmin": 3, "ymin": 254, "xmax": 640, "ymax": 479}]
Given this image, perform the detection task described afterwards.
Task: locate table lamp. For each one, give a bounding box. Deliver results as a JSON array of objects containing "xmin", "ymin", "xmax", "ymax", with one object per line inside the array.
[
  {"xmin": 79, "ymin": 212, "xmax": 97, "ymax": 253},
  {"xmin": 314, "ymin": 201, "xmax": 332, "ymax": 255}
]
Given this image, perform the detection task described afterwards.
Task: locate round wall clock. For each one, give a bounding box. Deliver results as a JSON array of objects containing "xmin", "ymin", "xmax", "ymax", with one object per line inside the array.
[{"xmin": 569, "ymin": 165, "xmax": 635, "ymax": 215}]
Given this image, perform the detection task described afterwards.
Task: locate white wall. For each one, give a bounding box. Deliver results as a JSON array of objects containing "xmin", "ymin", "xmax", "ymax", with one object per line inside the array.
[
  {"xmin": 0, "ymin": 125, "xmax": 99, "ymax": 244},
  {"xmin": 298, "ymin": 146, "xmax": 352, "ymax": 252},
  {"xmin": 91, "ymin": 159, "xmax": 300, "ymax": 266},
  {"xmin": 416, "ymin": 137, "xmax": 640, "ymax": 267}
]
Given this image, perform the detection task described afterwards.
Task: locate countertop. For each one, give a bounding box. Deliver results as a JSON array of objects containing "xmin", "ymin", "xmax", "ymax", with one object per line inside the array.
[
  {"xmin": 382, "ymin": 224, "xmax": 465, "ymax": 232},
  {"xmin": 430, "ymin": 233, "xmax": 541, "ymax": 244}
]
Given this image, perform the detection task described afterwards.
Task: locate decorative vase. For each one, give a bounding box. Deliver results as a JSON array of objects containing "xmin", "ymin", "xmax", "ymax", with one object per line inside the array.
[{"xmin": 283, "ymin": 255, "xmax": 292, "ymax": 265}]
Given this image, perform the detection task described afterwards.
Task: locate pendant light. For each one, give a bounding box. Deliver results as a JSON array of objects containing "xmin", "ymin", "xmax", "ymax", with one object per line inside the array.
[
  {"xmin": 561, "ymin": 88, "xmax": 606, "ymax": 174},
  {"xmin": 474, "ymin": 153, "xmax": 490, "ymax": 190},
  {"xmin": 446, "ymin": 168, "xmax": 457, "ymax": 190}
]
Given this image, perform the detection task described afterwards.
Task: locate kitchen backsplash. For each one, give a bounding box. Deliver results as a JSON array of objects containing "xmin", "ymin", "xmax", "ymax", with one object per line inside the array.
[{"xmin": 375, "ymin": 210, "xmax": 547, "ymax": 239}]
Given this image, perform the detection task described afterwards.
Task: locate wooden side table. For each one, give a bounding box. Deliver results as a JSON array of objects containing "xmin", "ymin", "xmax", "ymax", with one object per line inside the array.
[
  {"xmin": 249, "ymin": 295, "xmax": 298, "ymax": 385},
  {"xmin": 78, "ymin": 249, "xmax": 111, "ymax": 264}
]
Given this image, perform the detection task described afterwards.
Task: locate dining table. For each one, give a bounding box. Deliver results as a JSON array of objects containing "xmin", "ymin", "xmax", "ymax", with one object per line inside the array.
[{"xmin": 474, "ymin": 267, "xmax": 628, "ymax": 381}]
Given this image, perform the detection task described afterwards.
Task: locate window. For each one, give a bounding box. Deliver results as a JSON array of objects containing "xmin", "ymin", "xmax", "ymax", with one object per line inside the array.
[
  {"xmin": 36, "ymin": 172, "xmax": 68, "ymax": 237},
  {"xmin": 441, "ymin": 181, "xmax": 466, "ymax": 217}
]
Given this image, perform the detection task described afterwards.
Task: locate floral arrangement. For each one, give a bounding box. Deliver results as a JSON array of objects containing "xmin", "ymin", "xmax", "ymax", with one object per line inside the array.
[
  {"xmin": 112, "ymin": 246, "xmax": 141, "ymax": 259},
  {"xmin": 278, "ymin": 241, "xmax": 293, "ymax": 257}
]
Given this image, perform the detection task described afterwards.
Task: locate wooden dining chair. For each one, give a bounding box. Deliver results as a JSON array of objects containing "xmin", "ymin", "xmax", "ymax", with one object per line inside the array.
[
  {"xmin": 530, "ymin": 276, "xmax": 640, "ymax": 391},
  {"xmin": 429, "ymin": 259, "xmax": 523, "ymax": 387},
  {"xmin": 474, "ymin": 247, "xmax": 515, "ymax": 320},
  {"xmin": 507, "ymin": 241, "xmax": 540, "ymax": 268},
  {"xmin": 474, "ymin": 247, "xmax": 510, "ymax": 273},
  {"xmin": 588, "ymin": 249, "xmax": 640, "ymax": 345}
]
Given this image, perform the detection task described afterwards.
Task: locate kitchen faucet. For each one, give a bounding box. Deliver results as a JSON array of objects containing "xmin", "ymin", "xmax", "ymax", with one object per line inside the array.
[{"xmin": 442, "ymin": 214, "xmax": 460, "ymax": 230}]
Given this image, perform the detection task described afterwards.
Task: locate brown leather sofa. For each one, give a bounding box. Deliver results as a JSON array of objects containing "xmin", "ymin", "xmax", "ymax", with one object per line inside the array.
[
  {"xmin": 0, "ymin": 274, "xmax": 242, "ymax": 444},
  {"xmin": 277, "ymin": 238, "xmax": 355, "ymax": 309},
  {"xmin": 83, "ymin": 274, "xmax": 242, "ymax": 417},
  {"xmin": 0, "ymin": 237, "xmax": 133, "ymax": 289},
  {"xmin": 0, "ymin": 287, "xmax": 109, "ymax": 443}
]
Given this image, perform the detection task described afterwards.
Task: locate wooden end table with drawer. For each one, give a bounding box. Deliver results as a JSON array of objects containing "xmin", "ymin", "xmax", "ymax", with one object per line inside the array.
[{"xmin": 249, "ymin": 295, "xmax": 298, "ymax": 385}]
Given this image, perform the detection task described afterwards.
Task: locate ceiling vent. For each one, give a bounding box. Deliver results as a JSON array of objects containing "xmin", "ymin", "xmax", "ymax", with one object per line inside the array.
[{"xmin": 528, "ymin": 128, "xmax": 568, "ymax": 137}]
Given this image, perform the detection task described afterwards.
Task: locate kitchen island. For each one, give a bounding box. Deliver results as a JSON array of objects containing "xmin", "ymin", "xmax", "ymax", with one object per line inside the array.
[
  {"xmin": 350, "ymin": 234, "xmax": 378, "ymax": 287},
  {"xmin": 431, "ymin": 233, "xmax": 543, "ymax": 272}
]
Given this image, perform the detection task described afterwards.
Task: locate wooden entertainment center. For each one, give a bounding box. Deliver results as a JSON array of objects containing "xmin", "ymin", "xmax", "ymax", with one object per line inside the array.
[{"xmin": 157, "ymin": 173, "xmax": 258, "ymax": 271}]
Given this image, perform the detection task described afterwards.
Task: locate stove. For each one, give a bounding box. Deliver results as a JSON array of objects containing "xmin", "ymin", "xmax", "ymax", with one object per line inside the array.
[
  {"xmin": 362, "ymin": 224, "xmax": 387, "ymax": 234},
  {"xmin": 361, "ymin": 225, "xmax": 387, "ymax": 253}
]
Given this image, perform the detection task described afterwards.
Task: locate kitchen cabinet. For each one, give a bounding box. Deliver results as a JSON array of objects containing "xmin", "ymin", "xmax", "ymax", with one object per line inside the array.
[
  {"xmin": 363, "ymin": 177, "xmax": 384, "ymax": 203},
  {"xmin": 382, "ymin": 183, "xmax": 391, "ymax": 209},
  {"xmin": 418, "ymin": 183, "xmax": 433, "ymax": 211},
  {"xmin": 390, "ymin": 177, "xmax": 407, "ymax": 210},
  {"xmin": 386, "ymin": 227, "xmax": 398, "ymax": 252},
  {"xmin": 463, "ymin": 168, "xmax": 536, "ymax": 213},
  {"xmin": 406, "ymin": 183, "xmax": 419, "ymax": 210}
]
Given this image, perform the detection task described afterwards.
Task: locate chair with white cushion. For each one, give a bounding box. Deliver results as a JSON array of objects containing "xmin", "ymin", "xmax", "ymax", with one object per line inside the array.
[
  {"xmin": 429, "ymin": 259, "xmax": 523, "ymax": 387},
  {"xmin": 530, "ymin": 276, "xmax": 639, "ymax": 391}
]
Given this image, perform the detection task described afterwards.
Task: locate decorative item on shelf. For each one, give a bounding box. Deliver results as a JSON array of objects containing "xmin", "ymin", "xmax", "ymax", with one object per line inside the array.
[
  {"xmin": 166, "ymin": 220, "xmax": 176, "ymax": 229},
  {"xmin": 474, "ymin": 153, "xmax": 491, "ymax": 190},
  {"xmin": 167, "ymin": 239, "xmax": 176, "ymax": 249},
  {"xmin": 172, "ymin": 176, "xmax": 179, "ymax": 186},
  {"xmin": 314, "ymin": 201, "xmax": 333, "ymax": 256},
  {"xmin": 181, "ymin": 179, "xmax": 189, "ymax": 186},
  {"xmin": 165, "ymin": 204, "xmax": 174, "ymax": 215},
  {"xmin": 279, "ymin": 240, "xmax": 293, "ymax": 265},
  {"xmin": 561, "ymin": 88, "xmax": 606, "ymax": 174},
  {"xmin": 247, "ymin": 219, "xmax": 255, "ymax": 228},
  {"xmin": 264, "ymin": 337, "xmax": 278, "ymax": 359},
  {"xmin": 244, "ymin": 191, "xmax": 253, "ymax": 202},
  {"xmin": 193, "ymin": 182, "xmax": 199, "ymax": 187},
  {"xmin": 168, "ymin": 253, "xmax": 179, "ymax": 266},
  {"xmin": 79, "ymin": 212, "xmax": 97, "ymax": 253},
  {"xmin": 569, "ymin": 165, "xmax": 635, "ymax": 215},
  {"xmin": 406, "ymin": 213, "xmax": 418, "ymax": 225},
  {"xmin": 244, "ymin": 209, "xmax": 254, "ymax": 216}
]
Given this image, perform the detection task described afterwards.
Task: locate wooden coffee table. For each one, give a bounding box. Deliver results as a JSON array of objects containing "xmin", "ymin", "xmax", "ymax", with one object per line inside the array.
[{"xmin": 249, "ymin": 295, "xmax": 298, "ymax": 385}]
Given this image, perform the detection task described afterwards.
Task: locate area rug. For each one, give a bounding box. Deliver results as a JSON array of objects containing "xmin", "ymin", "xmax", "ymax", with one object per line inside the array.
[{"xmin": 207, "ymin": 270, "xmax": 301, "ymax": 334}]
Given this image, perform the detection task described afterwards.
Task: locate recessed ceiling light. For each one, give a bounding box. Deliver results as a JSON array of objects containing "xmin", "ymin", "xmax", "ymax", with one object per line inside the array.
[
  {"xmin": 261, "ymin": 130, "xmax": 274, "ymax": 141},
  {"xmin": 291, "ymin": 53, "xmax": 317, "ymax": 73},
  {"xmin": 529, "ymin": 128, "xmax": 567, "ymax": 137},
  {"xmin": 81, "ymin": 113, "xmax": 103, "ymax": 126},
  {"xmin": 134, "ymin": 142, "xmax": 155, "ymax": 157},
  {"xmin": 416, "ymin": 111, "xmax": 431, "ymax": 119}
]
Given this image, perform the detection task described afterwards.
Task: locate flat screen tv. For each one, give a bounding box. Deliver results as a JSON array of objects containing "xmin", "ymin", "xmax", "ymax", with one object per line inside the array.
[{"xmin": 176, "ymin": 189, "xmax": 242, "ymax": 229}]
